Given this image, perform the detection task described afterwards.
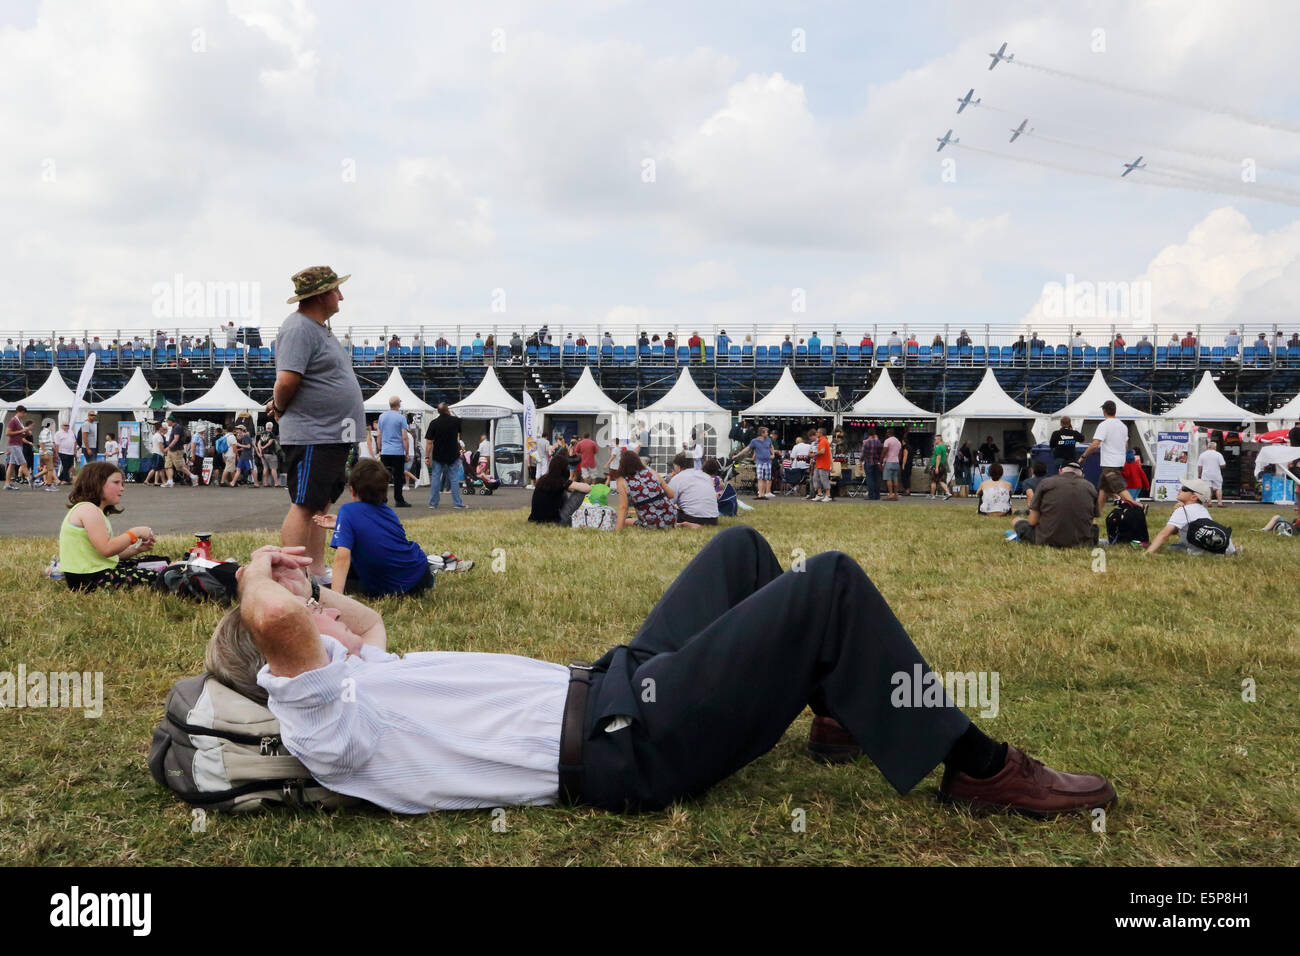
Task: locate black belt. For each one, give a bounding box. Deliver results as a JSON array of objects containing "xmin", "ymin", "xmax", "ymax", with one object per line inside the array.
[{"xmin": 558, "ymin": 662, "xmax": 594, "ymax": 805}]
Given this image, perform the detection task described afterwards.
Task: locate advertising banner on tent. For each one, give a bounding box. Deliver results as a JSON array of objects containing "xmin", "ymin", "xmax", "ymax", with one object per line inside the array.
[
  {"xmin": 1153, "ymin": 431, "xmax": 1190, "ymax": 502},
  {"xmin": 202, "ymin": 456, "xmax": 214, "ymax": 486},
  {"xmin": 494, "ymin": 413, "xmax": 524, "ymax": 486},
  {"xmin": 522, "ymin": 391, "xmax": 537, "ymax": 480},
  {"xmin": 117, "ymin": 422, "xmax": 140, "ymax": 460}
]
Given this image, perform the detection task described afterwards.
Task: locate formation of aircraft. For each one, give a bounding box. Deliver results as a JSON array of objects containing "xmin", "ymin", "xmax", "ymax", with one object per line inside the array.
[
  {"xmin": 1008, "ymin": 118, "xmax": 1030, "ymax": 142},
  {"xmin": 988, "ymin": 41, "xmax": 1014, "ymax": 70},
  {"xmin": 936, "ymin": 129, "xmax": 958, "ymax": 152},
  {"xmin": 1121, "ymin": 155, "xmax": 1146, "ymax": 177},
  {"xmin": 956, "ymin": 88, "xmax": 980, "ymax": 113}
]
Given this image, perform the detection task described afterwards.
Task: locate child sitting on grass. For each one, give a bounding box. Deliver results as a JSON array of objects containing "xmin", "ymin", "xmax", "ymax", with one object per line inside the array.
[
  {"xmin": 312, "ymin": 459, "xmax": 435, "ymax": 598},
  {"xmin": 58, "ymin": 461, "xmax": 166, "ymax": 591}
]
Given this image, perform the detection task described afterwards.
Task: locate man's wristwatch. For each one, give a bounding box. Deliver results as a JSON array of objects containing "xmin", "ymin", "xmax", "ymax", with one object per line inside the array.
[{"xmin": 308, "ymin": 574, "xmax": 320, "ymax": 602}]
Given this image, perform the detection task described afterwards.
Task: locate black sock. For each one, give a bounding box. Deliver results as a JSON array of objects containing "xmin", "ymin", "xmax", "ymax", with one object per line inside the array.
[{"xmin": 943, "ymin": 725, "xmax": 1007, "ymax": 779}]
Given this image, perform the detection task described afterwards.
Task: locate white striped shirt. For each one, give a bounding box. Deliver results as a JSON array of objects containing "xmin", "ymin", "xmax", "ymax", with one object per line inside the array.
[{"xmin": 257, "ymin": 637, "xmax": 568, "ymax": 813}]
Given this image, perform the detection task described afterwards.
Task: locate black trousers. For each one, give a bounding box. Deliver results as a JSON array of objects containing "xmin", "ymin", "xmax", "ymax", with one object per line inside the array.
[
  {"xmin": 578, "ymin": 526, "xmax": 970, "ymax": 811},
  {"xmin": 380, "ymin": 454, "xmax": 406, "ymax": 504}
]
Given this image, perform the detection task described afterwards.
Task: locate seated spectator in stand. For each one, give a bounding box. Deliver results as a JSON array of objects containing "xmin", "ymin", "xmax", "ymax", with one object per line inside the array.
[
  {"xmin": 1029, "ymin": 331, "xmax": 1046, "ymax": 350},
  {"xmin": 1145, "ymin": 479, "xmax": 1241, "ymax": 556},
  {"xmin": 807, "ymin": 332, "xmax": 821, "ymax": 352},
  {"xmin": 310, "ymin": 460, "xmax": 435, "ymax": 598},
  {"xmin": 905, "ymin": 332, "xmax": 918, "ymax": 348},
  {"xmin": 58, "ymin": 462, "xmax": 164, "ymax": 591},
  {"xmin": 886, "ymin": 330, "xmax": 902, "ymax": 348},
  {"xmin": 663, "ymin": 333, "xmax": 676, "ymax": 350},
  {"xmin": 1180, "ymin": 331, "xmax": 1197, "ymax": 347},
  {"xmin": 1289, "ymin": 332, "xmax": 1300, "ymax": 349},
  {"xmin": 1122, "ymin": 449, "xmax": 1150, "ymax": 501},
  {"xmin": 976, "ymin": 462, "xmax": 1012, "ymax": 516},
  {"xmin": 956, "ymin": 329, "xmax": 972, "ymax": 347},
  {"xmin": 1011, "ymin": 335, "xmax": 1027, "ymax": 356},
  {"xmin": 1012, "ymin": 461, "xmax": 1099, "ymax": 547},
  {"xmin": 1070, "ymin": 331, "xmax": 1086, "ymax": 349},
  {"xmin": 1224, "ymin": 329, "xmax": 1240, "ymax": 349},
  {"xmin": 931, "ymin": 334, "xmax": 945, "ymax": 351},
  {"xmin": 528, "ymin": 452, "xmax": 590, "ymax": 523},
  {"xmin": 688, "ymin": 331, "xmax": 703, "ymax": 361},
  {"xmin": 667, "ymin": 452, "xmax": 717, "ymax": 527},
  {"xmin": 1136, "ymin": 334, "xmax": 1152, "ymax": 351},
  {"xmin": 638, "ymin": 331, "xmax": 650, "ymax": 348},
  {"xmin": 602, "ymin": 331, "xmax": 615, "ymax": 350},
  {"xmin": 614, "ymin": 449, "xmax": 676, "ymax": 530},
  {"xmin": 1254, "ymin": 332, "xmax": 1269, "ymax": 356},
  {"xmin": 1112, "ymin": 333, "xmax": 1126, "ymax": 349},
  {"xmin": 1019, "ymin": 459, "xmax": 1048, "ymax": 509},
  {"xmin": 860, "ymin": 333, "xmax": 874, "ymax": 349},
  {"xmin": 575, "ymin": 333, "xmax": 587, "ymax": 347},
  {"xmin": 1167, "ymin": 332, "xmax": 1181, "ymax": 349}
]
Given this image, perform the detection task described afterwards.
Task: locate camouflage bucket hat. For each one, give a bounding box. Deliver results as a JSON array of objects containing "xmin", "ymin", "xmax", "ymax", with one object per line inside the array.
[{"xmin": 286, "ymin": 265, "xmax": 351, "ymax": 304}]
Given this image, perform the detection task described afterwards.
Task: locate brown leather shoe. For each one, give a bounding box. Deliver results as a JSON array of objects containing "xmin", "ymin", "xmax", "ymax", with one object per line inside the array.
[
  {"xmin": 806, "ymin": 715, "xmax": 862, "ymax": 763},
  {"xmin": 939, "ymin": 744, "xmax": 1117, "ymax": 818}
]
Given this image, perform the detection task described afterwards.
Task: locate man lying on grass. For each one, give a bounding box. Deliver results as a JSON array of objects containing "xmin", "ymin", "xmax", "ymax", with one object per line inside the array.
[{"xmin": 206, "ymin": 529, "xmax": 1117, "ymax": 817}]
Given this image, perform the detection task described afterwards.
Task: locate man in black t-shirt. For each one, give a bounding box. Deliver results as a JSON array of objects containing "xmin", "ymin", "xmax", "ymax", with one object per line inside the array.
[
  {"xmin": 423, "ymin": 403, "xmax": 467, "ymax": 509},
  {"xmin": 1289, "ymin": 424, "xmax": 1300, "ymax": 448},
  {"xmin": 1049, "ymin": 416, "xmax": 1085, "ymax": 471}
]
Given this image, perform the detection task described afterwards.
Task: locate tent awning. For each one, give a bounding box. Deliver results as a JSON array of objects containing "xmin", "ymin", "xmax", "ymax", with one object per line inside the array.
[
  {"xmin": 539, "ymin": 367, "xmax": 627, "ymax": 416},
  {"xmin": 93, "ymin": 368, "xmax": 156, "ymax": 411},
  {"xmin": 451, "ymin": 367, "xmax": 523, "ymax": 418},
  {"xmin": 363, "ymin": 368, "xmax": 435, "ymax": 414},
  {"xmin": 640, "ymin": 368, "xmax": 729, "ymax": 415},
  {"xmin": 846, "ymin": 369, "xmax": 937, "ymax": 419},
  {"xmin": 741, "ymin": 368, "xmax": 828, "ymax": 417},
  {"xmin": 168, "ymin": 367, "xmax": 262, "ymax": 414},
  {"xmin": 944, "ymin": 368, "xmax": 1041, "ymax": 419},
  {"xmin": 1162, "ymin": 371, "xmax": 1259, "ymax": 422}
]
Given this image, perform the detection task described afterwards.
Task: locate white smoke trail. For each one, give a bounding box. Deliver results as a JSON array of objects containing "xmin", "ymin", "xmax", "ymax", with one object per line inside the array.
[
  {"xmin": 1012, "ymin": 59, "xmax": 1300, "ymax": 135},
  {"xmin": 975, "ymin": 97, "xmax": 1300, "ymax": 174},
  {"xmin": 956, "ymin": 142, "xmax": 1300, "ymax": 206}
]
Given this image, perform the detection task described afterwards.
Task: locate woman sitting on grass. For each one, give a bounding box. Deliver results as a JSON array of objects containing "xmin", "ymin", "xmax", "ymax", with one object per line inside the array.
[
  {"xmin": 614, "ymin": 449, "xmax": 676, "ymax": 530},
  {"xmin": 311, "ymin": 459, "xmax": 435, "ymax": 598},
  {"xmin": 528, "ymin": 454, "xmax": 590, "ymax": 523},
  {"xmin": 59, "ymin": 461, "xmax": 163, "ymax": 591},
  {"xmin": 975, "ymin": 462, "xmax": 1012, "ymax": 517}
]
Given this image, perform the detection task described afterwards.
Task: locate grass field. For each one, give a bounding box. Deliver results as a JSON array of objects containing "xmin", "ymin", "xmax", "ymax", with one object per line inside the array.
[{"xmin": 1, "ymin": 501, "xmax": 1297, "ymax": 866}]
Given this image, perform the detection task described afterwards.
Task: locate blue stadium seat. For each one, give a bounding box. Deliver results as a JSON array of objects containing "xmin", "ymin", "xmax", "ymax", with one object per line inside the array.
[
  {"xmin": 705, "ymin": 346, "xmax": 715, "ymax": 363},
  {"xmin": 562, "ymin": 342, "xmax": 575, "ymax": 356},
  {"xmin": 1156, "ymin": 346, "xmax": 1168, "ymax": 364},
  {"xmin": 822, "ymin": 346, "xmax": 833, "ymax": 364},
  {"xmin": 796, "ymin": 345, "xmax": 808, "ymax": 361},
  {"xmin": 471, "ymin": 344, "xmax": 484, "ymax": 361},
  {"xmin": 613, "ymin": 345, "xmax": 625, "ymax": 363},
  {"xmin": 875, "ymin": 346, "xmax": 889, "ymax": 364},
  {"xmin": 652, "ymin": 344, "xmax": 665, "ymax": 361},
  {"xmin": 675, "ymin": 346, "xmax": 688, "ymax": 364},
  {"xmin": 848, "ymin": 345, "xmax": 861, "ymax": 363},
  {"xmin": 918, "ymin": 346, "xmax": 931, "ymax": 365},
  {"xmin": 1210, "ymin": 347, "xmax": 1223, "ymax": 364},
  {"xmin": 729, "ymin": 345, "xmax": 741, "ymax": 362},
  {"xmin": 525, "ymin": 345, "xmax": 537, "ymax": 361},
  {"xmin": 972, "ymin": 346, "xmax": 986, "ymax": 364},
  {"xmin": 756, "ymin": 345, "xmax": 768, "ymax": 362},
  {"xmin": 780, "ymin": 343, "xmax": 792, "ymax": 360},
  {"xmin": 1083, "ymin": 346, "xmax": 1096, "ymax": 365},
  {"xmin": 835, "ymin": 345, "xmax": 848, "ymax": 362},
  {"xmin": 459, "ymin": 346, "xmax": 472, "ymax": 363},
  {"xmin": 1225, "ymin": 346, "xmax": 1238, "ymax": 359},
  {"xmin": 1097, "ymin": 346, "xmax": 1110, "ymax": 364},
  {"xmin": 587, "ymin": 347, "xmax": 599, "ymax": 364},
  {"xmin": 947, "ymin": 346, "xmax": 959, "ymax": 362}
]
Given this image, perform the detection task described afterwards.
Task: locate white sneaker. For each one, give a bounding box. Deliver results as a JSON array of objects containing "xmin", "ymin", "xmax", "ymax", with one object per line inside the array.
[
  {"xmin": 163, "ymin": 480, "xmax": 174, "ymax": 487},
  {"xmin": 764, "ymin": 493, "xmax": 777, "ymax": 499},
  {"xmin": 820, "ymin": 496, "xmax": 832, "ymax": 503}
]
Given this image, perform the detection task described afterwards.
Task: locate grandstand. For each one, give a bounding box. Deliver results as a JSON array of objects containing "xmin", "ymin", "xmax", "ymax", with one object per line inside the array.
[{"xmin": 3, "ymin": 322, "xmax": 1299, "ymax": 417}]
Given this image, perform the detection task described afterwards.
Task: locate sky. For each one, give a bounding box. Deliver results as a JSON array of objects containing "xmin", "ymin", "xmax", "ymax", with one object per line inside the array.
[{"xmin": 3, "ymin": 0, "xmax": 1300, "ymax": 341}]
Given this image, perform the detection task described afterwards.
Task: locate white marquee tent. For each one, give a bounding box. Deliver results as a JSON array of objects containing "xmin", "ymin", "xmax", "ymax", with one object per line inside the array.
[
  {"xmin": 1032, "ymin": 369, "xmax": 1157, "ymax": 463},
  {"xmin": 93, "ymin": 368, "xmax": 156, "ymax": 412},
  {"xmin": 1266, "ymin": 389, "xmax": 1300, "ymax": 428},
  {"xmin": 363, "ymin": 367, "xmax": 435, "ymax": 414},
  {"xmin": 538, "ymin": 366, "xmax": 630, "ymax": 458},
  {"xmin": 741, "ymin": 368, "xmax": 829, "ymax": 418},
  {"xmin": 9, "ymin": 367, "xmax": 76, "ymax": 417},
  {"xmin": 451, "ymin": 367, "xmax": 526, "ymax": 486},
  {"xmin": 167, "ymin": 367, "xmax": 263, "ymax": 417},
  {"xmin": 636, "ymin": 368, "xmax": 731, "ymax": 471},
  {"xmin": 1161, "ymin": 371, "xmax": 1261, "ymax": 426},
  {"xmin": 939, "ymin": 368, "xmax": 1044, "ymax": 460},
  {"xmin": 844, "ymin": 368, "xmax": 937, "ymax": 420}
]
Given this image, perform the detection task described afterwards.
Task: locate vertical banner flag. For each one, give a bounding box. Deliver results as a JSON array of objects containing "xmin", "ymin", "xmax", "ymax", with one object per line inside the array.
[
  {"xmin": 68, "ymin": 354, "xmax": 97, "ymax": 430},
  {"xmin": 1153, "ymin": 431, "xmax": 1190, "ymax": 502},
  {"xmin": 522, "ymin": 390, "xmax": 537, "ymax": 482}
]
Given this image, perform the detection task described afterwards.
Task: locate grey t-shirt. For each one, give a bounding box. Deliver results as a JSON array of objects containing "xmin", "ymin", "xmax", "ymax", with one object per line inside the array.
[{"xmin": 274, "ymin": 311, "xmax": 364, "ymax": 446}]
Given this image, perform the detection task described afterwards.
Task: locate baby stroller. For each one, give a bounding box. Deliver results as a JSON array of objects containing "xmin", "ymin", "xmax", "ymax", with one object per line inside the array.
[{"xmin": 463, "ymin": 452, "xmax": 499, "ymax": 495}]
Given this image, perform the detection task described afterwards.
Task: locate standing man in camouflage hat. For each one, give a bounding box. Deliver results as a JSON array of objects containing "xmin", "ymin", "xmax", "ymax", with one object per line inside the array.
[{"xmin": 269, "ymin": 266, "xmax": 365, "ymax": 582}]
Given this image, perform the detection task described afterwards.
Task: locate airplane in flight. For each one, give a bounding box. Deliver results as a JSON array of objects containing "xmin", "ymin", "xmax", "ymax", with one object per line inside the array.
[
  {"xmin": 936, "ymin": 129, "xmax": 958, "ymax": 152},
  {"xmin": 956, "ymin": 88, "xmax": 981, "ymax": 113},
  {"xmin": 1008, "ymin": 119, "xmax": 1030, "ymax": 142},
  {"xmin": 1121, "ymin": 155, "xmax": 1147, "ymax": 177},
  {"xmin": 988, "ymin": 41, "xmax": 1014, "ymax": 70}
]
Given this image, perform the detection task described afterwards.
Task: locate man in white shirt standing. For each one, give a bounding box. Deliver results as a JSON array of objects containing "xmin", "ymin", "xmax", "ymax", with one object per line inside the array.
[
  {"xmin": 1079, "ymin": 400, "xmax": 1136, "ymax": 514},
  {"xmin": 1197, "ymin": 437, "xmax": 1227, "ymax": 507},
  {"xmin": 477, "ymin": 434, "xmax": 492, "ymax": 473}
]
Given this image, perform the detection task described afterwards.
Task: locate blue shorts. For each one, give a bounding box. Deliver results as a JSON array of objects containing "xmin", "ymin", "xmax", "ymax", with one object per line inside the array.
[
  {"xmin": 755, "ymin": 461, "xmax": 771, "ymax": 480},
  {"xmin": 882, "ymin": 462, "xmax": 901, "ymax": 481}
]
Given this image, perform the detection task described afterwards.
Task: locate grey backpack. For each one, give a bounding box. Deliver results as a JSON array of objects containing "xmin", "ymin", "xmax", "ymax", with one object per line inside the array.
[{"xmin": 149, "ymin": 673, "xmax": 364, "ymax": 812}]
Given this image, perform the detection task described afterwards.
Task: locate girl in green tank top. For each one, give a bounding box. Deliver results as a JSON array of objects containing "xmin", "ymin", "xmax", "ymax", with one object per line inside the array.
[{"xmin": 58, "ymin": 461, "xmax": 164, "ymax": 591}]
